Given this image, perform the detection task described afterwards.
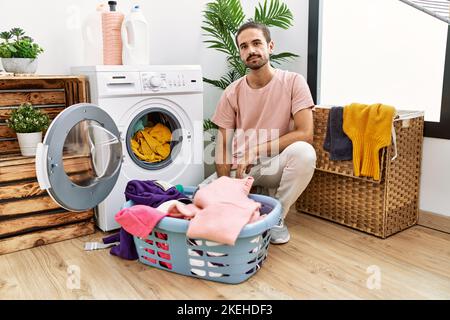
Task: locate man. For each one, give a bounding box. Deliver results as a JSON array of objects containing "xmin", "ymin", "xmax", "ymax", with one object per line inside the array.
[{"xmin": 207, "ymin": 21, "xmax": 317, "ymax": 244}]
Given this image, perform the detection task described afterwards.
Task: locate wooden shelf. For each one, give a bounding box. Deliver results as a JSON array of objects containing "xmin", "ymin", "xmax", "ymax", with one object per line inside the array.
[
  {"xmin": 0, "ymin": 74, "xmax": 87, "ymax": 80},
  {"xmin": 0, "ymin": 76, "xmax": 89, "ymax": 154},
  {"xmin": 0, "ymin": 76, "xmax": 95, "ymax": 255}
]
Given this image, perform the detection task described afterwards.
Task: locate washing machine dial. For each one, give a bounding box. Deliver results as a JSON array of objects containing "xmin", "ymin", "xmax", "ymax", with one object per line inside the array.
[{"xmin": 149, "ymin": 76, "xmax": 162, "ymax": 88}]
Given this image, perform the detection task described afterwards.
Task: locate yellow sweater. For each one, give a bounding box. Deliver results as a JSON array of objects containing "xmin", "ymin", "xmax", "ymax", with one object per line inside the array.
[
  {"xmin": 343, "ymin": 103, "xmax": 395, "ymax": 181},
  {"xmin": 131, "ymin": 123, "xmax": 172, "ymax": 162}
]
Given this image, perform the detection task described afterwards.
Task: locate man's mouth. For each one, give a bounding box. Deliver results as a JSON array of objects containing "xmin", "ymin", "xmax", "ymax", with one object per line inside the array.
[{"xmin": 248, "ymin": 55, "xmax": 261, "ymax": 62}]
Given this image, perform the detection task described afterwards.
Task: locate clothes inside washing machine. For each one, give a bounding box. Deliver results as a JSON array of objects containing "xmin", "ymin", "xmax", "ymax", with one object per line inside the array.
[{"xmin": 130, "ymin": 113, "xmax": 173, "ymax": 163}]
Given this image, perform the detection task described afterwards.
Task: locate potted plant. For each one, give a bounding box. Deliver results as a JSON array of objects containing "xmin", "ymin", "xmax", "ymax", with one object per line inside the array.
[
  {"xmin": 0, "ymin": 28, "xmax": 44, "ymax": 74},
  {"xmin": 6, "ymin": 102, "xmax": 50, "ymax": 157},
  {"xmin": 202, "ymin": 0, "xmax": 298, "ymax": 89}
]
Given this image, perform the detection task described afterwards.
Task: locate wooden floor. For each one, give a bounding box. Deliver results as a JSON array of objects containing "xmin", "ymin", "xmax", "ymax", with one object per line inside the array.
[{"xmin": 1, "ymin": 209, "xmax": 450, "ymax": 300}]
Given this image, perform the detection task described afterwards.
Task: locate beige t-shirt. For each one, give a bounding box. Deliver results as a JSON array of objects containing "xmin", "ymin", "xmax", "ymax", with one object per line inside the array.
[{"xmin": 211, "ymin": 68, "xmax": 314, "ymax": 162}]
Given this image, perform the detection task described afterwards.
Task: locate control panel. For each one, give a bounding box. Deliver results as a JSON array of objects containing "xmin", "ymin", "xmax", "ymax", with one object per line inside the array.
[{"xmin": 140, "ymin": 70, "xmax": 202, "ymax": 93}]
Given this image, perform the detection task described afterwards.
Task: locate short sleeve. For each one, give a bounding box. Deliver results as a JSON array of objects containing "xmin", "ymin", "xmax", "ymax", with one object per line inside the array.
[
  {"xmin": 211, "ymin": 91, "xmax": 236, "ymax": 129},
  {"xmin": 291, "ymin": 74, "xmax": 315, "ymax": 116}
]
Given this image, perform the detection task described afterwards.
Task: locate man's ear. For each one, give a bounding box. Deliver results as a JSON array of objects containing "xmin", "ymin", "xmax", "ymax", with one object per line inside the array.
[{"xmin": 268, "ymin": 40, "xmax": 275, "ymax": 54}]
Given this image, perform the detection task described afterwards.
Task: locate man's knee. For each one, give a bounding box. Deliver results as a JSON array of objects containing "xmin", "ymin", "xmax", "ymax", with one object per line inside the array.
[{"xmin": 283, "ymin": 141, "xmax": 317, "ymax": 170}]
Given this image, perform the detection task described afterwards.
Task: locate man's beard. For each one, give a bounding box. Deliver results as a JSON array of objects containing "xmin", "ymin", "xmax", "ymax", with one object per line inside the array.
[{"xmin": 244, "ymin": 54, "xmax": 269, "ymax": 70}]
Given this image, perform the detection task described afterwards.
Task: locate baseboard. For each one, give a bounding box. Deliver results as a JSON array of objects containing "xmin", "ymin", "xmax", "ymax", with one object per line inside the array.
[{"xmin": 418, "ymin": 210, "xmax": 450, "ymax": 234}]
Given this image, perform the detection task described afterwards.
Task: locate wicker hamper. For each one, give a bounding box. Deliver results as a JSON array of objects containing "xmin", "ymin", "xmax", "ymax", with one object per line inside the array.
[{"xmin": 296, "ymin": 106, "xmax": 424, "ymax": 238}]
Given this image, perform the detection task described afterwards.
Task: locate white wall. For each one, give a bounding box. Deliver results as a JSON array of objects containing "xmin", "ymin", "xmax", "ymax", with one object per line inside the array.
[
  {"xmin": 1, "ymin": 0, "xmax": 448, "ymax": 217},
  {"xmin": 420, "ymin": 137, "xmax": 450, "ymax": 216},
  {"xmin": 319, "ymin": 0, "xmax": 447, "ymax": 122}
]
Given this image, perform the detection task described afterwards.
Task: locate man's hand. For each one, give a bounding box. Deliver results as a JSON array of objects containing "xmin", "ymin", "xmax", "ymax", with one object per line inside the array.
[
  {"xmin": 215, "ymin": 127, "xmax": 233, "ymax": 177},
  {"xmin": 236, "ymin": 146, "xmax": 259, "ymax": 179}
]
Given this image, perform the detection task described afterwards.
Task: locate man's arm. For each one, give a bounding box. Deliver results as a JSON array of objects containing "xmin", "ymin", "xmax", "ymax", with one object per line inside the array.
[
  {"xmin": 261, "ymin": 107, "xmax": 314, "ymax": 157},
  {"xmin": 215, "ymin": 127, "xmax": 234, "ymax": 177},
  {"xmin": 236, "ymin": 107, "xmax": 314, "ymax": 178}
]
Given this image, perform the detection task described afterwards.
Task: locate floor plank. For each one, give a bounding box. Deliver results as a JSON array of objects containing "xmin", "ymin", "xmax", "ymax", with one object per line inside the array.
[{"xmin": 1, "ymin": 210, "xmax": 449, "ymax": 300}]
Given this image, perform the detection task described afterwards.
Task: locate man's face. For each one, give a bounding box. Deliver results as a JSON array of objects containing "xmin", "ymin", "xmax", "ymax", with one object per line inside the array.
[{"xmin": 237, "ymin": 28, "xmax": 274, "ymax": 70}]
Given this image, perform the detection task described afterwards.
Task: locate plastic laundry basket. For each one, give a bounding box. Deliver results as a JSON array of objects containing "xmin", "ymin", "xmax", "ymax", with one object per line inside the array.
[{"xmin": 127, "ymin": 186, "xmax": 282, "ymax": 284}]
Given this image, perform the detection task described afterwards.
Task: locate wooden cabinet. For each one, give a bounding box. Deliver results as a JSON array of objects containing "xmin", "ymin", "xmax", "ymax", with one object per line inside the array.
[{"xmin": 0, "ymin": 76, "xmax": 95, "ymax": 255}]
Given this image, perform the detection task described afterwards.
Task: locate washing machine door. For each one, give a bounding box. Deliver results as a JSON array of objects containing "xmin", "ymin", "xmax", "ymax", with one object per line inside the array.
[{"xmin": 35, "ymin": 103, "xmax": 123, "ymax": 212}]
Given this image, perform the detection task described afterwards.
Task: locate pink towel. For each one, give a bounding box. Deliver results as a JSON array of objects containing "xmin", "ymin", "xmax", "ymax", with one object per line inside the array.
[
  {"xmin": 115, "ymin": 205, "xmax": 168, "ymax": 238},
  {"xmin": 186, "ymin": 176, "xmax": 262, "ymax": 245}
]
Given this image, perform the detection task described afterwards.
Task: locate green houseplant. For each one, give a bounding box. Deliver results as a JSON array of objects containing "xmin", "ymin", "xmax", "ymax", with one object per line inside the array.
[
  {"xmin": 202, "ymin": 0, "xmax": 298, "ymax": 90},
  {"xmin": 6, "ymin": 102, "xmax": 50, "ymax": 156},
  {"xmin": 0, "ymin": 28, "xmax": 44, "ymax": 74}
]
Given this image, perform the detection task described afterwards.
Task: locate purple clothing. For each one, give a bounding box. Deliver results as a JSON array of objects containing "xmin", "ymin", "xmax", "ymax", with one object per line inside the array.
[
  {"xmin": 260, "ymin": 203, "xmax": 273, "ymax": 216},
  {"xmin": 103, "ymin": 180, "xmax": 188, "ymax": 261},
  {"xmin": 103, "ymin": 229, "xmax": 138, "ymax": 260},
  {"xmin": 125, "ymin": 180, "xmax": 187, "ymax": 207}
]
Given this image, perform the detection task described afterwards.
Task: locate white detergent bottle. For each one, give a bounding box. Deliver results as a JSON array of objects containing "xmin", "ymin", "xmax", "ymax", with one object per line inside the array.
[
  {"xmin": 121, "ymin": 5, "xmax": 150, "ymax": 65},
  {"xmin": 82, "ymin": 3, "xmax": 107, "ymax": 65}
]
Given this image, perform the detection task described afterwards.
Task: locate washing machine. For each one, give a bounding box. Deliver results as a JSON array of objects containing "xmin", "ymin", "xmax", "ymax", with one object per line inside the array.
[{"xmin": 35, "ymin": 65, "xmax": 204, "ymax": 231}]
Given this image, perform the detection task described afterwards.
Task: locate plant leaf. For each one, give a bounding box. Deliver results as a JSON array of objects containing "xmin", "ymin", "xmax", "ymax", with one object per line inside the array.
[
  {"xmin": 0, "ymin": 31, "xmax": 12, "ymax": 42},
  {"xmin": 270, "ymin": 52, "xmax": 299, "ymax": 65},
  {"xmin": 7, "ymin": 103, "xmax": 50, "ymax": 133},
  {"xmin": 202, "ymin": 0, "xmax": 244, "ymax": 57},
  {"xmin": 203, "ymin": 69, "xmax": 241, "ymax": 90},
  {"xmin": 254, "ymin": 0, "xmax": 293, "ymax": 29}
]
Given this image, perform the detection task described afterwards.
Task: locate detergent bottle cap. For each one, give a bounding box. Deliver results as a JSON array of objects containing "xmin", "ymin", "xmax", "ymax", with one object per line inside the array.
[{"xmin": 108, "ymin": 1, "xmax": 117, "ymax": 11}]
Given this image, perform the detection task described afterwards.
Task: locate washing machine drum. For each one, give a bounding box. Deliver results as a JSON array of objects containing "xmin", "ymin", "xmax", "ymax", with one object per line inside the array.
[
  {"xmin": 126, "ymin": 107, "xmax": 183, "ymax": 170},
  {"xmin": 35, "ymin": 103, "xmax": 123, "ymax": 212}
]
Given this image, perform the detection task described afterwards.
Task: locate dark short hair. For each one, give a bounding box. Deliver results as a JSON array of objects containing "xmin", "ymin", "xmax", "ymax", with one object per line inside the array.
[{"xmin": 235, "ymin": 21, "xmax": 271, "ymax": 47}]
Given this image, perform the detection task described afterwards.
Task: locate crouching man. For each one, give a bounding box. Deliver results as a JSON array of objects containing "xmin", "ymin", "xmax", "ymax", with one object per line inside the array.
[{"xmin": 206, "ymin": 21, "xmax": 316, "ymax": 244}]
